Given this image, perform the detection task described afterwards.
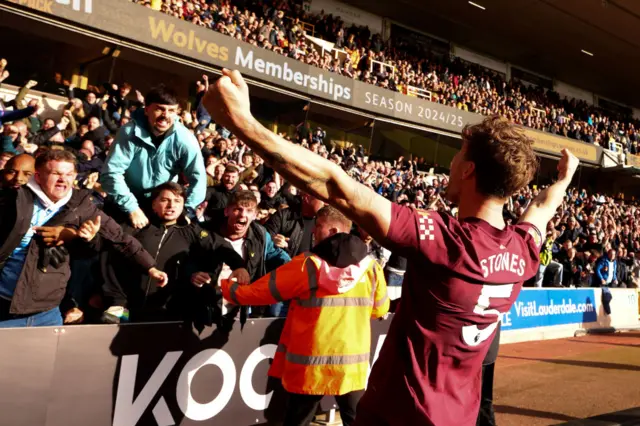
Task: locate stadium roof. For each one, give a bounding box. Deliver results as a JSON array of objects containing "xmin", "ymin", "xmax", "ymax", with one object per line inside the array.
[{"xmin": 342, "ymin": 0, "xmax": 640, "ymax": 109}]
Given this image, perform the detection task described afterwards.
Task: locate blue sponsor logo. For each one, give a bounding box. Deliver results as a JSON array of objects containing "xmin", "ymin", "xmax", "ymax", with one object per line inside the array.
[{"xmin": 501, "ymin": 289, "xmax": 597, "ymax": 331}]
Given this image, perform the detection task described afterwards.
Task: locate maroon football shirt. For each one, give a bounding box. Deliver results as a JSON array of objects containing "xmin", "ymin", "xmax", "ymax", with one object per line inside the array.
[{"xmin": 355, "ymin": 204, "xmax": 542, "ymax": 426}]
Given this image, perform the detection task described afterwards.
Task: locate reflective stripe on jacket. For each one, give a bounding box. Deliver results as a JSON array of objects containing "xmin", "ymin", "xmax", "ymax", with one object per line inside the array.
[{"xmin": 221, "ymin": 252, "xmax": 389, "ymax": 395}]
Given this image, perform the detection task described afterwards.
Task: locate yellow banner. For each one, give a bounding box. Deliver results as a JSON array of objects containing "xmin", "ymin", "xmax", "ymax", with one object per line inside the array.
[
  {"xmin": 627, "ymin": 154, "xmax": 640, "ymax": 168},
  {"xmin": 522, "ymin": 128, "xmax": 599, "ymax": 163}
]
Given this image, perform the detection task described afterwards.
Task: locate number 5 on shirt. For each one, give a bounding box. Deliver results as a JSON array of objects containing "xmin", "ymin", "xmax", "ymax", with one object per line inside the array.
[{"xmin": 461, "ymin": 283, "xmax": 513, "ymax": 347}]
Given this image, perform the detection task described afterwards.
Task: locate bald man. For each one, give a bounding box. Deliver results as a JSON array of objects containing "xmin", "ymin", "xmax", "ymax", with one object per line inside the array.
[{"xmin": 1, "ymin": 154, "xmax": 34, "ymax": 190}]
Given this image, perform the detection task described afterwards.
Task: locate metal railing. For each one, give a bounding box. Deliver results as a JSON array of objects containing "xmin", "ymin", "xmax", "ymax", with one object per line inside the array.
[
  {"xmin": 370, "ymin": 59, "xmax": 395, "ymax": 77},
  {"xmin": 406, "ymin": 85, "xmax": 432, "ymax": 101},
  {"xmin": 287, "ymin": 17, "xmax": 314, "ymax": 36}
]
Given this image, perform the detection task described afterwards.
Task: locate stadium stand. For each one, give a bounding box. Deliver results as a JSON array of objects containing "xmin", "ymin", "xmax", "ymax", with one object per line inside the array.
[{"xmin": 128, "ymin": 0, "xmax": 640, "ymax": 156}]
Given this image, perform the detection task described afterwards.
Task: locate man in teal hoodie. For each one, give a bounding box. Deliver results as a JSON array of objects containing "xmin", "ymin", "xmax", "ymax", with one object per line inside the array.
[{"xmin": 101, "ymin": 85, "xmax": 206, "ymax": 228}]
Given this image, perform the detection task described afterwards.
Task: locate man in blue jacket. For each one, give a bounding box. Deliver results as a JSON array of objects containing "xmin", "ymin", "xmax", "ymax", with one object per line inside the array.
[
  {"xmin": 100, "ymin": 85, "xmax": 206, "ymax": 228},
  {"xmin": 594, "ymin": 249, "xmax": 622, "ymax": 287}
]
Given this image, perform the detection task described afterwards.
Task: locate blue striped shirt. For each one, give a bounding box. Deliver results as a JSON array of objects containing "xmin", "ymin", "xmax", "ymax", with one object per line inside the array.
[{"xmin": 0, "ymin": 199, "xmax": 62, "ymax": 300}]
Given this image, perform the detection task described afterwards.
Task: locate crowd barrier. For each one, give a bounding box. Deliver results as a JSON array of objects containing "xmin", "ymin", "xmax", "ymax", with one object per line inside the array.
[
  {"xmin": 0, "ymin": 83, "xmax": 68, "ymax": 120},
  {"xmin": 0, "ymin": 287, "xmax": 637, "ymax": 425},
  {"xmin": 500, "ymin": 288, "xmax": 639, "ymax": 343},
  {"xmin": 0, "ymin": 317, "xmax": 392, "ymax": 426}
]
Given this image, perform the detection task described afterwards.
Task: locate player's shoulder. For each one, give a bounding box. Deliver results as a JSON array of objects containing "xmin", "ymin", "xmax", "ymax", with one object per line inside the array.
[{"xmin": 508, "ymin": 221, "xmax": 543, "ymax": 248}]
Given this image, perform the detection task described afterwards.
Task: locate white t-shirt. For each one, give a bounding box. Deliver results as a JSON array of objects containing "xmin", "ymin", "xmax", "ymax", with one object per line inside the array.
[{"xmin": 219, "ymin": 237, "xmax": 246, "ymax": 314}]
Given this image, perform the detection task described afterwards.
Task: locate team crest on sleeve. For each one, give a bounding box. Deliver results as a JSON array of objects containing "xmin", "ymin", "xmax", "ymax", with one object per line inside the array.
[
  {"xmin": 417, "ymin": 210, "xmax": 435, "ymax": 241},
  {"xmin": 528, "ymin": 226, "xmax": 542, "ymax": 247}
]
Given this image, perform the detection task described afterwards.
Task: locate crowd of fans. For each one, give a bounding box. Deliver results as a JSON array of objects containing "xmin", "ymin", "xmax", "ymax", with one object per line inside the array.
[
  {"xmin": 129, "ymin": 0, "xmax": 640, "ymax": 157},
  {"xmin": 1, "ymin": 45, "xmax": 640, "ymax": 327}
]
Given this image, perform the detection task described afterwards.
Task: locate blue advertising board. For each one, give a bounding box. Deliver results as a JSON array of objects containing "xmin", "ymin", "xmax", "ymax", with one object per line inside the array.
[{"xmin": 501, "ymin": 289, "xmax": 598, "ymax": 331}]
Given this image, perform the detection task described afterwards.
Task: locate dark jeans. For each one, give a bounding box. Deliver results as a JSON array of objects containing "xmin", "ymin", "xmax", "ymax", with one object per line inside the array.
[
  {"xmin": 284, "ymin": 390, "xmax": 363, "ymax": 426},
  {"xmin": 269, "ymin": 300, "xmax": 289, "ymax": 317},
  {"xmin": 384, "ymin": 269, "xmax": 404, "ymax": 287},
  {"xmin": 477, "ymin": 362, "xmax": 496, "ymax": 426}
]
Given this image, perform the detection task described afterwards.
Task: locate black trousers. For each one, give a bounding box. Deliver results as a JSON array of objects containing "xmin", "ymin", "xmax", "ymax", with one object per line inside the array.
[
  {"xmin": 284, "ymin": 390, "xmax": 364, "ymax": 426},
  {"xmin": 476, "ymin": 362, "xmax": 496, "ymax": 426}
]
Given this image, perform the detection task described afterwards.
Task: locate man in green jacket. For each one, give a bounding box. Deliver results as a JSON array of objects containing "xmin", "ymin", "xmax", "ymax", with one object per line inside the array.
[{"xmin": 100, "ymin": 85, "xmax": 206, "ymax": 228}]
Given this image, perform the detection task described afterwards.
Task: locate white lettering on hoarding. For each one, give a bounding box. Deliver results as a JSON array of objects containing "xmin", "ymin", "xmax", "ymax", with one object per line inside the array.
[
  {"xmin": 54, "ymin": 0, "xmax": 92, "ymax": 13},
  {"xmin": 112, "ymin": 336, "xmax": 386, "ymax": 425},
  {"xmin": 239, "ymin": 345, "xmax": 277, "ymax": 410},
  {"xmin": 175, "ymin": 349, "xmax": 236, "ymax": 421},
  {"xmin": 512, "ymin": 298, "xmax": 595, "ymax": 318},
  {"xmin": 234, "ymin": 47, "xmax": 352, "ymax": 101},
  {"xmin": 364, "ymin": 91, "xmax": 465, "ymax": 129}
]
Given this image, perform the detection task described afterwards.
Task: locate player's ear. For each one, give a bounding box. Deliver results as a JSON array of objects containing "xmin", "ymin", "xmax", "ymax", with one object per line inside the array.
[{"xmin": 461, "ymin": 160, "xmax": 475, "ymax": 180}]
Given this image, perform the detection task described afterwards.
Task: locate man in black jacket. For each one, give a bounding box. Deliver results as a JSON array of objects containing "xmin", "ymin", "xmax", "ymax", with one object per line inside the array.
[
  {"xmin": 204, "ymin": 191, "xmax": 290, "ymax": 317},
  {"xmin": 205, "ymin": 164, "xmax": 239, "ymax": 212},
  {"xmin": 0, "ymin": 149, "xmax": 166, "ymax": 327},
  {"xmin": 1, "ymin": 154, "xmax": 34, "ymax": 190},
  {"xmin": 101, "ymin": 182, "xmax": 249, "ymax": 323},
  {"xmin": 265, "ymin": 192, "xmax": 325, "ymax": 257}
]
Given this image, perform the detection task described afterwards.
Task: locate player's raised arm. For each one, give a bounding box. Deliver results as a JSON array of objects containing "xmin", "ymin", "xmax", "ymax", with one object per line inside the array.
[
  {"xmin": 203, "ymin": 69, "xmax": 392, "ymax": 242},
  {"xmin": 519, "ymin": 148, "xmax": 579, "ymax": 233}
]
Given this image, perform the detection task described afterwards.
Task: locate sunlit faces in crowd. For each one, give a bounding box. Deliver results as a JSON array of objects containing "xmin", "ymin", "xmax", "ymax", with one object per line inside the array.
[
  {"xmin": 1, "ymin": 154, "xmax": 34, "ymax": 189},
  {"xmin": 34, "ymin": 151, "xmax": 77, "ymax": 202}
]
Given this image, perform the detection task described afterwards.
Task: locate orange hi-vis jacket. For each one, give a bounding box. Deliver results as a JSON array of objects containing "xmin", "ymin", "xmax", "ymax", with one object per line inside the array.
[{"xmin": 221, "ymin": 252, "xmax": 389, "ymax": 396}]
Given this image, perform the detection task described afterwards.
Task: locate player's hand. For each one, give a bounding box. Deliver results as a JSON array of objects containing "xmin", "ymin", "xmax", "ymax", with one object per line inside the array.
[
  {"xmin": 64, "ymin": 307, "xmax": 84, "ymax": 324},
  {"xmin": 229, "ymin": 268, "xmax": 251, "ymax": 285},
  {"xmin": 78, "ymin": 216, "xmax": 101, "ymax": 241},
  {"xmin": 129, "ymin": 208, "xmax": 149, "ymax": 229},
  {"xmin": 33, "ymin": 226, "xmax": 77, "ymax": 246},
  {"xmin": 203, "ymin": 69, "xmax": 252, "ymax": 134},
  {"xmin": 149, "ymin": 268, "xmax": 169, "ymax": 287},
  {"xmin": 202, "ymin": 74, "xmax": 208, "ymax": 82},
  {"xmin": 557, "ymin": 149, "xmax": 579, "ymax": 183},
  {"xmin": 273, "ymin": 234, "xmax": 289, "ymax": 249},
  {"xmin": 191, "ymin": 271, "xmax": 212, "ymax": 287}
]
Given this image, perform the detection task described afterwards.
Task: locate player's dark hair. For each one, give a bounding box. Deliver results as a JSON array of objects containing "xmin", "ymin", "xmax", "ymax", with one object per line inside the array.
[{"xmin": 463, "ymin": 115, "xmax": 539, "ymax": 198}]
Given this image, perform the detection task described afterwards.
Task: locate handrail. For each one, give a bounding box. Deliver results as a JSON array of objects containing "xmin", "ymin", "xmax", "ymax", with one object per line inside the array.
[
  {"xmin": 370, "ymin": 59, "xmax": 395, "ymax": 77},
  {"xmin": 286, "ymin": 17, "xmax": 314, "ymax": 36},
  {"xmin": 406, "ymin": 85, "xmax": 432, "ymax": 101},
  {"xmin": 532, "ymin": 107, "xmax": 546, "ymax": 118}
]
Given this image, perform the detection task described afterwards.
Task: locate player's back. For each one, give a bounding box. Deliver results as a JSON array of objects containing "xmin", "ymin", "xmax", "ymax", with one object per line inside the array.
[{"xmin": 355, "ymin": 204, "xmax": 542, "ymax": 426}]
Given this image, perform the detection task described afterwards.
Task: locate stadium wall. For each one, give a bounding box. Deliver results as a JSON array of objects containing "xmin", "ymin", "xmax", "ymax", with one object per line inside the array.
[{"xmin": 452, "ymin": 45, "xmax": 508, "ymax": 75}]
